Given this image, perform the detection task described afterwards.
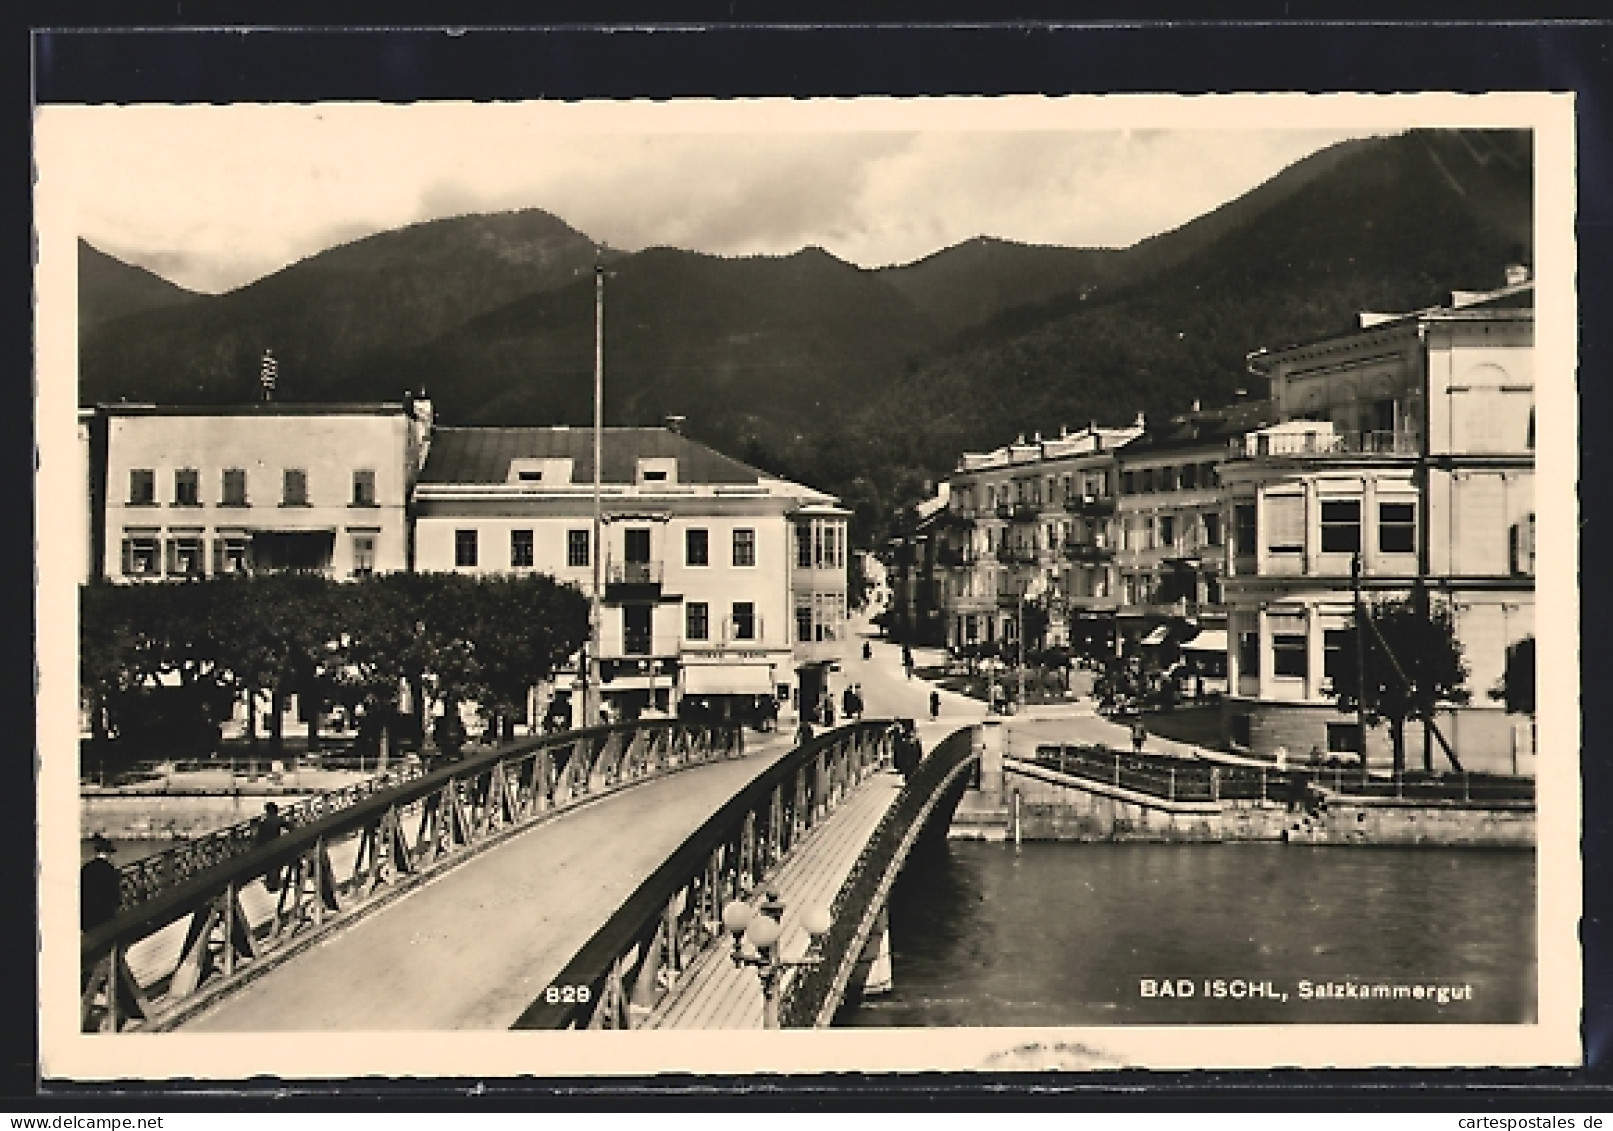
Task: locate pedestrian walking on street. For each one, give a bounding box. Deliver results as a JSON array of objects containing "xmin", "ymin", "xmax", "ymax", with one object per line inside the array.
[
  {"xmin": 842, "ymin": 685, "xmax": 856, "ymax": 721},
  {"xmin": 1131, "ymin": 719, "xmax": 1148, "ymax": 756},
  {"xmin": 902, "ymin": 645, "xmax": 914, "ymax": 680},
  {"xmin": 81, "ymin": 834, "xmax": 120, "ymax": 932},
  {"xmin": 862, "ymin": 640, "xmax": 872, "ymax": 661},
  {"xmin": 929, "ymin": 689, "xmax": 941, "ymax": 721}
]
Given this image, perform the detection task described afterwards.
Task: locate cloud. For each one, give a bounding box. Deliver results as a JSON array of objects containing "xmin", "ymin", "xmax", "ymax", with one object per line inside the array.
[{"xmin": 42, "ymin": 103, "xmax": 1385, "ymax": 292}]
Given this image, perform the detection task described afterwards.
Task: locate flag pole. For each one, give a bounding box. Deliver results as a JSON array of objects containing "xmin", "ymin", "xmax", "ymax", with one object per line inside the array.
[{"xmin": 588, "ymin": 264, "xmax": 605, "ymax": 729}]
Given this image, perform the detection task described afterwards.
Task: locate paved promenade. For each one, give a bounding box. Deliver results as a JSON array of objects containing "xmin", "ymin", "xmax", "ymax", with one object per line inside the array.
[{"xmin": 185, "ymin": 734, "xmax": 795, "ymax": 1031}]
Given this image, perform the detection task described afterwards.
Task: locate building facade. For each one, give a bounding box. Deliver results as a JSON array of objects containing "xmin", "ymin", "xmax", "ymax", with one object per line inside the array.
[
  {"xmin": 411, "ymin": 426, "xmax": 848, "ymax": 724},
  {"xmin": 926, "ymin": 424, "xmax": 1141, "ymax": 656},
  {"xmin": 1220, "ymin": 274, "xmax": 1535, "ymax": 773},
  {"xmin": 86, "ymin": 400, "xmax": 430, "ymax": 584}
]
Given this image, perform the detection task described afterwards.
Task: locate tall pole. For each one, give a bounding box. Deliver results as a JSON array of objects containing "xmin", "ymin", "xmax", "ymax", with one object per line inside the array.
[
  {"xmin": 588, "ymin": 264, "xmax": 605, "ymax": 729},
  {"xmin": 1017, "ymin": 587, "xmax": 1026, "ymax": 710},
  {"xmin": 1353, "ymin": 552, "xmax": 1368, "ymax": 785}
]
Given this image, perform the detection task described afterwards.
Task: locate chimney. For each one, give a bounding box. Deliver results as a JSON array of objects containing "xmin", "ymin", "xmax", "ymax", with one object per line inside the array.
[
  {"xmin": 1060, "ymin": 425, "xmax": 1069, "ymax": 439},
  {"xmin": 1504, "ymin": 263, "xmax": 1529, "ymax": 287},
  {"xmin": 1190, "ymin": 398, "xmax": 1201, "ymax": 413},
  {"xmin": 1133, "ymin": 411, "xmax": 1146, "ymax": 429},
  {"xmin": 1033, "ymin": 431, "xmax": 1041, "ymax": 443},
  {"xmin": 664, "ymin": 414, "xmax": 686, "ymax": 435}
]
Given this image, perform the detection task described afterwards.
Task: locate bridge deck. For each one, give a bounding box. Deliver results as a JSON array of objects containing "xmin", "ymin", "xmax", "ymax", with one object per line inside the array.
[
  {"xmin": 182, "ymin": 736, "xmax": 795, "ymax": 1031},
  {"xmin": 646, "ymin": 768, "xmax": 905, "ymax": 1029}
]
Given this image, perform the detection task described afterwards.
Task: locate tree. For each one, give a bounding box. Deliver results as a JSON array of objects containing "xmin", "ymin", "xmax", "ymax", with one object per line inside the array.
[
  {"xmin": 846, "ymin": 552, "xmax": 871, "ymax": 613},
  {"xmin": 1328, "ymin": 596, "xmax": 1471, "ymax": 777}
]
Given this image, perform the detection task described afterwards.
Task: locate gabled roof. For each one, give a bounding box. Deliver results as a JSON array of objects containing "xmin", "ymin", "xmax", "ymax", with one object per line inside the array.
[{"xmin": 418, "ymin": 426, "xmax": 772, "ymax": 486}]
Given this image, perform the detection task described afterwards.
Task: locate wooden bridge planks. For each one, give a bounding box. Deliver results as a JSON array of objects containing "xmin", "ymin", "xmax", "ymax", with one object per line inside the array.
[{"xmin": 646, "ymin": 769, "xmax": 905, "ymax": 1030}]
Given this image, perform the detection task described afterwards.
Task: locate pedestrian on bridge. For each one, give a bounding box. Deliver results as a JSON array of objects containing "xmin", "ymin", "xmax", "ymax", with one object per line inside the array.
[
  {"xmin": 81, "ymin": 834, "xmax": 120, "ymax": 932},
  {"xmin": 254, "ymin": 801, "xmax": 290, "ymax": 892},
  {"xmin": 1131, "ymin": 719, "xmax": 1148, "ymax": 756}
]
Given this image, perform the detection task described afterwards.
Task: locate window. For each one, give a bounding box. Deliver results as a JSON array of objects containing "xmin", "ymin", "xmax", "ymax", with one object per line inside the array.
[
  {"xmin": 1509, "ymin": 514, "xmax": 1536, "ymax": 576},
  {"xmin": 1159, "ymin": 516, "xmax": 1176, "ymax": 547},
  {"xmin": 166, "ymin": 536, "xmax": 204, "ymax": 578},
  {"xmin": 686, "ymin": 602, "xmax": 709, "ymax": 641},
  {"xmin": 221, "ymin": 468, "xmax": 247, "ymax": 507},
  {"xmin": 1237, "ymin": 630, "xmax": 1260, "ymax": 677},
  {"xmin": 1121, "ymin": 471, "xmax": 1135, "ymax": 495},
  {"xmin": 1234, "ymin": 504, "xmax": 1257, "ymax": 556},
  {"xmin": 455, "ymin": 529, "xmax": 479, "ymax": 568},
  {"xmin": 567, "ymin": 530, "xmax": 590, "ymax": 567},
  {"xmin": 352, "ymin": 535, "xmax": 377, "ymax": 578},
  {"xmin": 624, "ymin": 527, "xmax": 651, "ymax": 564},
  {"xmin": 1265, "ymin": 494, "xmax": 1304, "ymax": 554},
  {"xmin": 173, "ymin": 469, "xmax": 200, "ymax": 506},
  {"xmin": 217, "ymin": 536, "xmax": 250, "ymax": 574},
  {"xmin": 1323, "ymin": 628, "xmax": 1352, "ymax": 686},
  {"xmin": 1180, "ymin": 464, "xmax": 1198, "ymax": 490},
  {"xmin": 623, "ymin": 605, "xmax": 652, "ymax": 655},
  {"xmin": 1201, "ymin": 463, "xmax": 1217, "ymax": 489},
  {"xmin": 825, "ymin": 525, "xmax": 838, "ymax": 569},
  {"xmin": 686, "ymin": 528, "xmax": 709, "ymax": 566},
  {"xmin": 129, "ymin": 469, "xmax": 155, "ymax": 506},
  {"xmin": 352, "ymin": 469, "xmax": 376, "ymax": 506},
  {"xmin": 1272, "ymin": 632, "xmax": 1308, "ymax": 679},
  {"xmin": 1159, "ymin": 466, "xmax": 1176, "ymax": 492},
  {"xmin": 517, "ymin": 469, "xmax": 543, "ymax": 482},
  {"xmin": 731, "ymin": 601, "xmax": 756, "ymax": 641},
  {"xmin": 796, "ymin": 605, "xmax": 813, "ymax": 643},
  {"xmin": 123, "ymin": 535, "xmax": 160, "ymax": 576},
  {"xmin": 733, "ymin": 528, "xmax": 756, "ymax": 567},
  {"xmin": 1379, "ymin": 502, "xmax": 1417, "ymax": 555},
  {"xmin": 1203, "ymin": 512, "xmax": 1221, "ymax": 546},
  {"xmin": 1231, "ymin": 713, "xmax": 1253, "ymax": 749},
  {"xmin": 510, "ymin": 529, "xmax": 534, "ymax": 568},
  {"xmin": 1141, "ymin": 468, "xmax": 1155, "ymax": 493},
  {"xmin": 642, "ymin": 469, "xmax": 668, "ymax": 482},
  {"xmin": 1320, "ymin": 499, "xmax": 1361, "ymax": 554},
  {"xmin": 283, "ymin": 468, "xmax": 309, "ymax": 507},
  {"xmin": 796, "ymin": 525, "xmax": 812, "ymax": 568},
  {"xmin": 1326, "ymin": 721, "xmax": 1363, "ymax": 754}
]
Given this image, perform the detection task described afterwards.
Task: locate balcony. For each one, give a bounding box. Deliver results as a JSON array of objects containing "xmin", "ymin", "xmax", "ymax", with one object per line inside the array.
[
  {"xmin": 996, "ymin": 544, "xmax": 1040, "ymax": 565},
  {"xmin": 1062, "ymin": 494, "xmax": 1115, "ymax": 517},
  {"xmin": 605, "ymin": 559, "xmax": 664, "ymax": 602},
  {"xmin": 1227, "ymin": 428, "xmax": 1421, "ymax": 461},
  {"xmin": 993, "ymin": 503, "xmax": 1042, "ymax": 523},
  {"xmin": 1063, "ymin": 539, "xmax": 1114, "ymax": 562}
]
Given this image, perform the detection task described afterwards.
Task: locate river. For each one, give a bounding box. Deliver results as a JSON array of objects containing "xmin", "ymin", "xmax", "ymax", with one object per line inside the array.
[{"xmin": 844, "ymin": 840, "xmax": 1536, "ymax": 1026}]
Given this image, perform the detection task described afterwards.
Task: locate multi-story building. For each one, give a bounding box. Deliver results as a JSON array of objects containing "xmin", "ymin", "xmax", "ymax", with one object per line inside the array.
[
  {"xmin": 1220, "ymin": 270, "xmax": 1535, "ymax": 772},
  {"xmin": 927, "ymin": 423, "xmax": 1141, "ymax": 656},
  {"xmin": 85, "ymin": 399, "xmax": 431, "ymax": 583},
  {"xmin": 411, "ymin": 425, "xmax": 848, "ymax": 723},
  {"xmin": 1112, "ymin": 400, "xmax": 1271, "ymax": 664}
]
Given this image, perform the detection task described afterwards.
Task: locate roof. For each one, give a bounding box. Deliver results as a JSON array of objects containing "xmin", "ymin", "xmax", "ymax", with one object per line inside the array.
[
  {"xmin": 1117, "ymin": 399, "xmax": 1273, "ymax": 459},
  {"xmin": 418, "ymin": 426, "xmax": 771, "ymax": 486},
  {"xmin": 95, "ymin": 402, "xmax": 408, "ymax": 418}
]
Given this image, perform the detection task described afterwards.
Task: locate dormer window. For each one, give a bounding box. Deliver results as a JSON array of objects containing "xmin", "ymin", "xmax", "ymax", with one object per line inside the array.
[
  {"xmin": 518, "ymin": 470, "xmax": 543, "ymax": 482},
  {"xmin": 636, "ymin": 457, "xmax": 677, "ymax": 486}
]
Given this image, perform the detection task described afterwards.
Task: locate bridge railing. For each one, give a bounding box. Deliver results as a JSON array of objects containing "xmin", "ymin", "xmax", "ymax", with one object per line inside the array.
[
  {"xmin": 1030, "ymin": 745, "xmax": 1536, "ymax": 805},
  {"xmin": 80, "ymin": 720, "xmax": 745, "ymax": 1033},
  {"xmin": 513, "ymin": 720, "xmax": 897, "ymax": 1030},
  {"xmin": 779, "ymin": 726, "xmax": 979, "ymax": 1028}
]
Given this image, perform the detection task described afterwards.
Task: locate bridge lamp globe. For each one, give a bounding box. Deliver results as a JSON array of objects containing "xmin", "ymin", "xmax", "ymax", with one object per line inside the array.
[
  {"xmin": 802, "ymin": 905, "xmax": 832, "ymax": 941},
  {"xmin": 745, "ymin": 912, "xmax": 782, "ymax": 953},
  {"xmin": 722, "ymin": 900, "xmax": 754, "ymax": 938}
]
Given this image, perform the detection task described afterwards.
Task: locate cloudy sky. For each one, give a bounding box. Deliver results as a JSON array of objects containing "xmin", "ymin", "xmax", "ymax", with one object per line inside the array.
[{"xmin": 39, "ymin": 100, "xmax": 1393, "ymax": 294}]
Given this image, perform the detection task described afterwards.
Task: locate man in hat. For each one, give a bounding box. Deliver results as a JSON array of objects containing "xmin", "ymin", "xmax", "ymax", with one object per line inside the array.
[{"xmin": 81, "ymin": 834, "xmax": 120, "ymax": 932}]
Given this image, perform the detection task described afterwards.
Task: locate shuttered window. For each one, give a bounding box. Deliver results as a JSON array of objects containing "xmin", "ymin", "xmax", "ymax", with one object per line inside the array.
[
  {"xmin": 1265, "ymin": 494, "xmax": 1305, "ymax": 554},
  {"xmin": 1455, "ymin": 475, "xmax": 1507, "ymax": 574}
]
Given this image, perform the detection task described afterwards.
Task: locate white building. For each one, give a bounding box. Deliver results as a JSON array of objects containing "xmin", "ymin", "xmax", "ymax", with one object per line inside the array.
[
  {"xmin": 412, "ymin": 425, "xmax": 849, "ymax": 724},
  {"xmin": 86, "ymin": 399, "xmax": 430, "ymax": 583}
]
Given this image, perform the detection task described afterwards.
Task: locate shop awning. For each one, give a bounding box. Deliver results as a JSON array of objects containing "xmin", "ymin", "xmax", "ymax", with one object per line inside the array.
[
  {"xmin": 1141, "ymin": 625, "xmax": 1171, "ymax": 646},
  {"xmin": 683, "ymin": 664, "xmax": 775, "ymax": 696},
  {"xmin": 1183, "ymin": 630, "xmax": 1228, "ymax": 653}
]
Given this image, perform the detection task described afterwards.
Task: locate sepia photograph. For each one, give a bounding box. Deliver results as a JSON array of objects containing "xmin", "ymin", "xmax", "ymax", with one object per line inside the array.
[{"xmin": 32, "ymin": 88, "xmax": 1581, "ymax": 1080}]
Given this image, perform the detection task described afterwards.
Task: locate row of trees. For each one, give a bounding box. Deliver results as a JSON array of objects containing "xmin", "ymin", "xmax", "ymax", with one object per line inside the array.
[{"xmin": 81, "ymin": 573, "xmax": 590, "ymax": 762}]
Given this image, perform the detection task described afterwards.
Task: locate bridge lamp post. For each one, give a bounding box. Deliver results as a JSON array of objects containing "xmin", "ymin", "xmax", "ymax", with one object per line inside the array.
[{"xmin": 722, "ymin": 890, "xmax": 831, "ymax": 1028}]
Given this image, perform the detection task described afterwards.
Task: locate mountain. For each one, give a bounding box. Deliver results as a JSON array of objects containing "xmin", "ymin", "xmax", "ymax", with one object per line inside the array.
[
  {"xmin": 813, "ymin": 128, "xmax": 1534, "ymax": 526},
  {"xmin": 358, "ymin": 245, "xmax": 942, "ymax": 449},
  {"xmin": 79, "ymin": 241, "xmax": 201, "ymax": 331},
  {"xmin": 80, "ymin": 209, "xmax": 610, "ymax": 405},
  {"xmin": 874, "ymin": 135, "xmax": 1384, "ymax": 332},
  {"xmin": 78, "ymin": 129, "xmax": 1532, "ymax": 545}
]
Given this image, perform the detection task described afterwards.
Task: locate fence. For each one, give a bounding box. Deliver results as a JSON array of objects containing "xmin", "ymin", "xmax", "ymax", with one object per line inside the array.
[
  {"xmin": 512, "ymin": 720, "xmax": 897, "ymax": 1030},
  {"xmin": 1031, "ymin": 745, "xmax": 1535, "ymax": 806},
  {"xmin": 778, "ymin": 726, "xmax": 978, "ymax": 1028},
  {"xmin": 81, "ymin": 719, "xmax": 744, "ymax": 1033}
]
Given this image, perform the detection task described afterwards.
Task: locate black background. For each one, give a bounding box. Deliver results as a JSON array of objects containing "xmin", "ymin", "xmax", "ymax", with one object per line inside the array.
[{"xmin": 10, "ymin": 9, "xmax": 1612, "ymax": 1110}]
